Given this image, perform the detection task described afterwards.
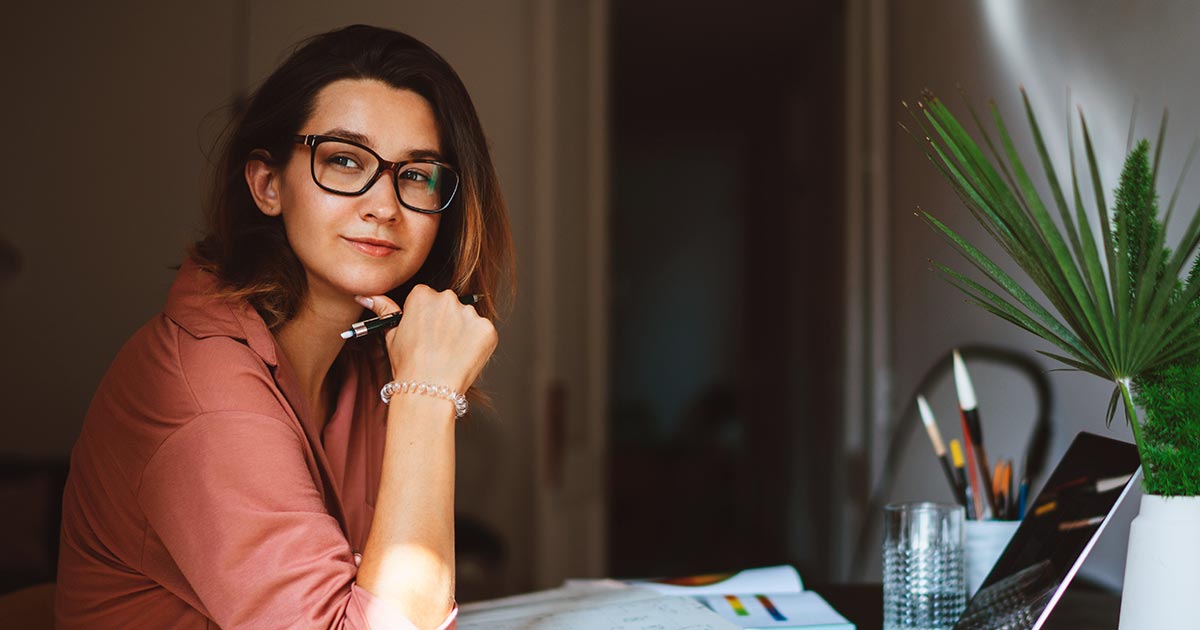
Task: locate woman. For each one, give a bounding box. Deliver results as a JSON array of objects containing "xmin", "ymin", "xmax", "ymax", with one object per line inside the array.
[{"xmin": 56, "ymin": 25, "xmax": 513, "ymax": 629}]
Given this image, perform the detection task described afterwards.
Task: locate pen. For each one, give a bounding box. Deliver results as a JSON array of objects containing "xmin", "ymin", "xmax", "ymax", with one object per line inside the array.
[
  {"xmin": 953, "ymin": 350, "xmax": 999, "ymax": 518},
  {"xmin": 917, "ymin": 395, "xmax": 964, "ymax": 508},
  {"xmin": 340, "ymin": 293, "xmax": 484, "ymax": 339}
]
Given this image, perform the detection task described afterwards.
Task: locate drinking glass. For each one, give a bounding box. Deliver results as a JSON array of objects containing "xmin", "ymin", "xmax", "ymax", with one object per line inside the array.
[{"xmin": 883, "ymin": 502, "xmax": 967, "ymax": 630}]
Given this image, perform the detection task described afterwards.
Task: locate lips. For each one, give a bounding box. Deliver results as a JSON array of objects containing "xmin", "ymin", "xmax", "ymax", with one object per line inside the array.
[{"xmin": 343, "ymin": 236, "xmax": 399, "ymax": 257}]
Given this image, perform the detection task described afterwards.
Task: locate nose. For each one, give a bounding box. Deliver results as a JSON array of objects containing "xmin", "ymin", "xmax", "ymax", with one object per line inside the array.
[{"xmin": 359, "ymin": 170, "xmax": 404, "ymax": 223}]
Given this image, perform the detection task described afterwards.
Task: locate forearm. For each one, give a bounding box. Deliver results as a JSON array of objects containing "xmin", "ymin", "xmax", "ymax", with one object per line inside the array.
[{"xmin": 356, "ymin": 394, "xmax": 457, "ymax": 628}]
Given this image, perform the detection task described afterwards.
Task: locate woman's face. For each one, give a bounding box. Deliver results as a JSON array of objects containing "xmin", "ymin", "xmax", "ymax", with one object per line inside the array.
[{"xmin": 263, "ymin": 78, "xmax": 443, "ymax": 304}]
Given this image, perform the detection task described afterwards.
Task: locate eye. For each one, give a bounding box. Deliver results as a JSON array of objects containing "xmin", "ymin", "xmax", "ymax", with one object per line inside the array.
[
  {"xmin": 398, "ymin": 167, "xmax": 432, "ymax": 183},
  {"xmin": 326, "ymin": 154, "xmax": 363, "ymax": 171}
]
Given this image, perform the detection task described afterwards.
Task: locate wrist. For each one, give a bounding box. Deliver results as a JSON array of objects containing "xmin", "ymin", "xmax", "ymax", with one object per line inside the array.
[
  {"xmin": 381, "ymin": 380, "xmax": 469, "ymax": 419},
  {"xmin": 389, "ymin": 363, "xmax": 467, "ymax": 394}
]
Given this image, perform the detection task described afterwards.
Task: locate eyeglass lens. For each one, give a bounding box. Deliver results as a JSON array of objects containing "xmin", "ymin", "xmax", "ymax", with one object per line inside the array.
[{"xmin": 312, "ymin": 139, "xmax": 458, "ymax": 212}]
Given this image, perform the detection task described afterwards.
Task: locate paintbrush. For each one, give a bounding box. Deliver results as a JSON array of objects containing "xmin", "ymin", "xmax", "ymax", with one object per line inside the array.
[
  {"xmin": 954, "ymin": 349, "xmax": 999, "ymax": 518},
  {"xmin": 950, "ymin": 439, "xmax": 969, "ymax": 508},
  {"xmin": 918, "ymin": 394, "xmax": 965, "ymax": 508}
]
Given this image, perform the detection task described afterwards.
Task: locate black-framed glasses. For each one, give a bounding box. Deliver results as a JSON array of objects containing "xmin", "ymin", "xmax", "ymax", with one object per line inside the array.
[{"xmin": 292, "ymin": 134, "xmax": 461, "ymax": 214}]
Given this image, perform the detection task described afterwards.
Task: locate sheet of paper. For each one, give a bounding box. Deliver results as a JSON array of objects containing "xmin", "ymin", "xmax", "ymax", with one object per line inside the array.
[
  {"xmin": 460, "ymin": 579, "xmax": 631, "ymax": 615},
  {"xmin": 625, "ymin": 565, "xmax": 804, "ymax": 596},
  {"xmin": 696, "ymin": 592, "xmax": 854, "ymax": 629},
  {"xmin": 459, "ymin": 584, "xmax": 661, "ymax": 625},
  {"xmin": 458, "ymin": 594, "xmax": 743, "ymax": 630}
]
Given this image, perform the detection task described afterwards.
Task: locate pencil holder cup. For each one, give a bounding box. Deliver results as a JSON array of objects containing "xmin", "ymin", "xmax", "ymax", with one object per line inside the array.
[
  {"xmin": 964, "ymin": 519, "xmax": 1020, "ymax": 596},
  {"xmin": 883, "ymin": 502, "xmax": 966, "ymax": 630}
]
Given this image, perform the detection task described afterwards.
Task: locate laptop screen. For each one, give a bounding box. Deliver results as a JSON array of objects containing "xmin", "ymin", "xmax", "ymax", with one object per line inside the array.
[{"xmin": 953, "ymin": 431, "xmax": 1140, "ymax": 630}]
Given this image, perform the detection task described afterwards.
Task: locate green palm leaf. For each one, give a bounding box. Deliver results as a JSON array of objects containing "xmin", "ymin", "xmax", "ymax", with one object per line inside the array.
[{"xmin": 915, "ymin": 90, "xmax": 1200, "ymax": 485}]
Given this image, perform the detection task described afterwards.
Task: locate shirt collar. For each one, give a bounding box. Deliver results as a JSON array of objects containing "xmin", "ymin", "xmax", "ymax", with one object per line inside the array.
[{"xmin": 163, "ymin": 258, "xmax": 279, "ymax": 367}]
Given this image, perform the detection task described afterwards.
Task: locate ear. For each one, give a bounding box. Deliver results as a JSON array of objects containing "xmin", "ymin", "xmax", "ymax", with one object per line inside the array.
[{"xmin": 245, "ymin": 151, "xmax": 283, "ymax": 217}]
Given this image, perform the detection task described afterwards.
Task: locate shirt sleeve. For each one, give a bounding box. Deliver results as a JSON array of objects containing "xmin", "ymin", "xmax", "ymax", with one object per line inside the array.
[{"xmin": 137, "ymin": 411, "xmax": 456, "ymax": 629}]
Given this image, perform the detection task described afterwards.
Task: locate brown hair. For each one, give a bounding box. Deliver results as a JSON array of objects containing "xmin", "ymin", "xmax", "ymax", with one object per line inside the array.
[{"xmin": 192, "ymin": 25, "xmax": 514, "ymax": 328}]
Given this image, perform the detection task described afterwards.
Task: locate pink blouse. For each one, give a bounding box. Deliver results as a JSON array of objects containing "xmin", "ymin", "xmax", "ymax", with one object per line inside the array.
[{"xmin": 56, "ymin": 260, "xmax": 456, "ymax": 629}]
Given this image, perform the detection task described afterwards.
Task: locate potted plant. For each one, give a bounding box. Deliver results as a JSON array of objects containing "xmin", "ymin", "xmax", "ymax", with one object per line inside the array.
[{"xmin": 908, "ymin": 89, "xmax": 1200, "ymax": 629}]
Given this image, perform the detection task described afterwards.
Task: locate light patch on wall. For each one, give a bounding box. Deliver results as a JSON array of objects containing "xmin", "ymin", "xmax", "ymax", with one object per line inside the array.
[{"xmin": 980, "ymin": 0, "xmax": 1133, "ymax": 270}]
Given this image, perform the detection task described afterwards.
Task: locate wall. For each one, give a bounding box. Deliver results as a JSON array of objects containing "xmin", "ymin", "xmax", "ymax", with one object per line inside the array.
[
  {"xmin": 0, "ymin": 0, "xmax": 606, "ymax": 597},
  {"xmin": 874, "ymin": 0, "xmax": 1200, "ymax": 589},
  {"xmin": 1, "ymin": 3, "xmax": 235, "ymax": 457}
]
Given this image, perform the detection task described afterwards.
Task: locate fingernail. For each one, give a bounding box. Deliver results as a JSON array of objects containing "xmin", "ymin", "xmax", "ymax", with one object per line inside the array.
[{"xmin": 354, "ymin": 296, "xmax": 374, "ymax": 309}]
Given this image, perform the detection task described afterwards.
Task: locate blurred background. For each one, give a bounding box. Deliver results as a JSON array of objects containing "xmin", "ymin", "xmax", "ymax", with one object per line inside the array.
[{"xmin": 2, "ymin": 0, "xmax": 1198, "ymax": 603}]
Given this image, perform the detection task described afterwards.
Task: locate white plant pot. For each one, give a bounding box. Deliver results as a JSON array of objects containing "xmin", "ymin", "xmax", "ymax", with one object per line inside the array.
[{"xmin": 1118, "ymin": 494, "xmax": 1200, "ymax": 630}]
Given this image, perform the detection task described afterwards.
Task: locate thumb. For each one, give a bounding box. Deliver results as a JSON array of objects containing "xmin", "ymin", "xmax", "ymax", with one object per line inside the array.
[{"xmin": 354, "ymin": 294, "xmax": 402, "ymax": 317}]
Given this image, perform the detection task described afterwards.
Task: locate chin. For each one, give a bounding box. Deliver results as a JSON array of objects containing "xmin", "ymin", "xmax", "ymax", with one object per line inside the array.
[
  {"xmin": 323, "ymin": 267, "xmax": 416, "ymax": 300},
  {"xmin": 351, "ymin": 277, "xmax": 411, "ymax": 297}
]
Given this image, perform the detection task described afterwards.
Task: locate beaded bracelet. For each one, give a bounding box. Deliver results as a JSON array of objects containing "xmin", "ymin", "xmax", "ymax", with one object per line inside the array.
[{"xmin": 380, "ymin": 380, "xmax": 469, "ymax": 419}]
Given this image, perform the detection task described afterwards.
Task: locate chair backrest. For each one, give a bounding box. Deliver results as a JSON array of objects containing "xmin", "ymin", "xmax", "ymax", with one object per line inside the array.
[{"xmin": 0, "ymin": 582, "xmax": 56, "ymax": 630}]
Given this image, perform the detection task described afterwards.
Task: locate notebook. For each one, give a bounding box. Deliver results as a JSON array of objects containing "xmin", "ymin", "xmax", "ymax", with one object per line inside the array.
[
  {"xmin": 457, "ymin": 585, "xmax": 742, "ymax": 630},
  {"xmin": 694, "ymin": 592, "xmax": 854, "ymax": 629},
  {"xmin": 628, "ymin": 565, "xmax": 854, "ymax": 629},
  {"xmin": 952, "ymin": 431, "xmax": 1141, "ymax": 630}
]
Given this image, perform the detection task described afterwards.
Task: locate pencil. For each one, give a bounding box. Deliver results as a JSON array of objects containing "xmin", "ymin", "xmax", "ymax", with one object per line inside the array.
[
  {"xmin": 917, "ymin": 395, "xmax": 964, "ymax": 507},
  {"xmin": 998, "ymin": 460, "xmax": 1012, "ymax": 520},
  {"xmin": 993, "ymin": 462, "xmax": 1006, "ymax": 519}
]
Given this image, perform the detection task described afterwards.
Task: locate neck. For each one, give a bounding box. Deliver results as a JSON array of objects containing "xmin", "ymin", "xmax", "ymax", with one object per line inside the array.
[{"xmin": 274, "ymin": 287, "xmax": 362, "ymax": 424}]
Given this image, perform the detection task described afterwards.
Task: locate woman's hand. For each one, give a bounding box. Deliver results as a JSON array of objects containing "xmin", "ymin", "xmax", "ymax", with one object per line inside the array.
[
  {"xmin": 355, "ymin": 285, "xmax": 497, "ymax": 393},
  {"xmin": 354, "ymin": 285, "xmax": 485, "ymax": 626}
]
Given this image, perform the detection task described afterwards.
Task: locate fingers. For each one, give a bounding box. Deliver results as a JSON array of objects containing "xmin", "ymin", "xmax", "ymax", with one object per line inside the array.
[
  {"xmin": 401, "ymin": 284, "xmax": 441, "ymax": 313},
  {"xmin": 357, "ymin": 286, "xmax": 485, "ymax": 323},
  {"xmin": 401, "ymin": 285, "xmax": 484, "ymax": 319},
  {"xmin": 374, "ymin": 285, "xmax": 497, "ymax": 392},
  {"xmin": 354, "ymin": 294, "xmax": 402, "ymax": 317}
]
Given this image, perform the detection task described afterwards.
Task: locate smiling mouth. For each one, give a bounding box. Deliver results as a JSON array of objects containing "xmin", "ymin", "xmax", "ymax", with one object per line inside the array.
[{"xmin": 343, "ymin": 237, "xmax": 399, "ymax": 257}]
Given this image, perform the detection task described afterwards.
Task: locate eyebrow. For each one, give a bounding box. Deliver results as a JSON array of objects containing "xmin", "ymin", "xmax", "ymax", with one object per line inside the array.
[{"xmin": 321, "ymin": 127, "xmax": 444, "ymax": 161}]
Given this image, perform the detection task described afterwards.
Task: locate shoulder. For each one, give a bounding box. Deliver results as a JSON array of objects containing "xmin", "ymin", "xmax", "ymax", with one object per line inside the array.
[
  {"xmin": 172, "ymin": 325, "xmax": 288, "ymax": 418},
  {"xmin": 96, "ymin": 312, "xmax": 287, "ymax": 422},
  {"xmin": 78, "ymin": 311, "xmax": 298, "ymax": 494},
  {"xmin": 70, "ymin": 313, "xmax": 304, "ymax": 540}
]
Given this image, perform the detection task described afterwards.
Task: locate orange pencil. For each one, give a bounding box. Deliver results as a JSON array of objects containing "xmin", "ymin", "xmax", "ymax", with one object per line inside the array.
[{"xmin": 993, "ymin": 460, "xmax": 1012, "ymax": 520}]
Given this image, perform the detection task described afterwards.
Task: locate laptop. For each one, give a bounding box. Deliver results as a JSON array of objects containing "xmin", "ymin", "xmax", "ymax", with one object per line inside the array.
[{"xmin": 953, "ymin": 431, "xmax": 1140, "ymax": 630}]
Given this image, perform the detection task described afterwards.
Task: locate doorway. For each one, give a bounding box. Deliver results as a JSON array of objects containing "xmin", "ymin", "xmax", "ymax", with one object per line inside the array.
[{"xmin": 608, "ymin": 0, "xmax": 847, "ymax": 581}]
